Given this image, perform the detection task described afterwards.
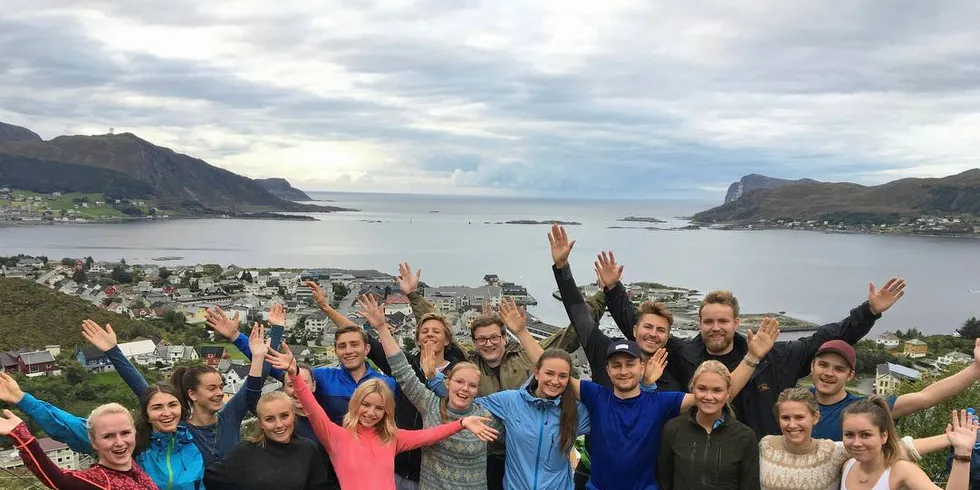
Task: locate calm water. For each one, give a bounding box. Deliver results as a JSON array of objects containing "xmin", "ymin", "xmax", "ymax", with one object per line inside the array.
[{"xmin": 2, "ymin": 191, "xmax": 979, "ymax": 336}]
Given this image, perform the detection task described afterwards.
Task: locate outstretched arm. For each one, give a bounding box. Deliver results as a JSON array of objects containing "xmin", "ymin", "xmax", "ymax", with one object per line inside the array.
[
  {"xmin": 306, "ymin": 280, "xmax": 358, "ymax": 328},
  {"xmin": 290, "ymin": 371, "xmax": 345, "ymax": 452},
  {"xmin": 500, "ymin": 296, "xmax": 543, "ymax": 364},
  {"xmin": 549, "ymin": 224, "xmax": 610, "ymax": 366},
  {"xmin": 595, "ymin": 251, "xmax": 638, "ymax": 340},
  {"xmin": 81, "ymin": 319, "xmax": 149, "ymax": 398},
  {"xmin": 893, "ymin": 339, "xmax": 980, "ymax": 417},
  {"xmin": 1, "ymin": 373, "xmax": 92, "ymax": 454},
  {"xmin": 244, "ymin": 323, "xmax": 270, "ymax": 415},
  {"xmin": 398, "ymin": 262, "xmax": 441, "ymax": 321},
  {"xmin": 1, "ymin": 413, "xmax": 103, "ymax": 490}
]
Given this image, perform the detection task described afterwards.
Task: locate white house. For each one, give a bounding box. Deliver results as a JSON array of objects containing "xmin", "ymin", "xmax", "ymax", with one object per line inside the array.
[
  {"xmin": 875, "ymin": 363, "xmax": 922, "ymax": 395},
  {"xmin": 154, "ymin": 344, "xmax": 200, "ymax": 366},
  {"xmin": 936, "ymin": 351, "xmax": 973, "ymax": 371},
  {"xmin": 222, "ymin": 364, "xmax": 250, "ymax": 395},
  {"xmin": 117, "ymin": 339, "xmax": 157, "ymax": 365},
  {"xmin": 304, "ymin": 311, "xmax": 329, "ymax": 334},
  {"xmin": 875, "ymin": 332, "xmax": 901, "ymax": 348},
  {"xmin": 384, "ymin": 294, "xmax": 413, "ymax": 316},
  {"xmin": 1, "ymin": 437, "xmax": 78, "ymax": 470}
]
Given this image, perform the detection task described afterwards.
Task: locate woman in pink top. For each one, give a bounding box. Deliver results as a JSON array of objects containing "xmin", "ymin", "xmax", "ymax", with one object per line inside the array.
[{"xmin": 289, "ymin": 366, "xmax": 497, "ymax": 490}]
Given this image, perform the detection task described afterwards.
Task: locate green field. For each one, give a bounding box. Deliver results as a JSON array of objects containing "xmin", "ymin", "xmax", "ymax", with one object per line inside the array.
[{"xmin": 3, "ymin": 188, "xmax": 153, "ymax": 220}]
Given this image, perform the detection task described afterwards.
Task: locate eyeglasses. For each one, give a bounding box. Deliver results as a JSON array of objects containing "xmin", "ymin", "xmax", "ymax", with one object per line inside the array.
[{"xmin": 474, "ymin": 335, "xmax": 504, "ymax": 346}]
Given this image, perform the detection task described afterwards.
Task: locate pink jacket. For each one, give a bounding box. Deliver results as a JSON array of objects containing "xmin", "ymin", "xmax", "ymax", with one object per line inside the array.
[{"xmin": 291, "ymin": 372, "xmax": 464, "ymax": 490}]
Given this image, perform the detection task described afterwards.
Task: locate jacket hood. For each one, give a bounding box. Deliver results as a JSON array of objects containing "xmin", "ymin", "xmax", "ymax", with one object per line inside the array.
[
  {"xmin": 518, "ymin": 376, "xmax": 563, "ymax": 408},
  {"xmin": 149, "ymin": 425, "xmax": 194, "ymax": 448},
  {"xmin": 682, "ymin": 403, "xmax": 736, "ymax": 428}
]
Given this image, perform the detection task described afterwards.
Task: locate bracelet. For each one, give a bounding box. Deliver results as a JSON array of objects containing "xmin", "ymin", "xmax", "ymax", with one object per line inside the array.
[
  {"xmin": 743, "ymin": 355, "xmax": 760, "ymax": 368},
  {"xmin": 953, "ymin": 453, "xmax": 972, "ymax": 462}
]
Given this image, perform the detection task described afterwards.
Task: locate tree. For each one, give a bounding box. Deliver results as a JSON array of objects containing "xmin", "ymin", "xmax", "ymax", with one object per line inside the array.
[
  {"xmin": 957, "ymin": 317, "xmax": 980, "ymax": 339},
  {"xmin": 158, "ymin": 267, "xmax": 171, "ymax": 280},
  {"xmin": 241, "ymin": 271, "xmax": 254, "ymax": 283},
  {"xmin": 60, "ymin": 257, "xmax": 75, "ymax": 266},
  {"xmin": 111, "ymin": 265, "xmax": 133, "ymax": 284},
  {"xmin": 72, "ymin": 269, "xmax": 87, "ymax": 283},
  {"xmin": 402, "ymin": 336, "xmax": 417, "ymax": 352},
  {"xmin": 84, "ymin": 256, "xmax": 94, "ymax": 270},
  {"xmin": 332, "ymin": 282, "xmax": 350, "ymax": 300}
]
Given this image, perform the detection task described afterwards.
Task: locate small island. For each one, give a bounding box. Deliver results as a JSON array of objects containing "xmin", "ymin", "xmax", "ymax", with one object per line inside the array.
[
  {"xmin": 618, "ymin": 216, "xmax": 666, "ymax": 223},
  {"xmin": 500, "ymin": 220, "xmax": 582, "ymax": 225}
]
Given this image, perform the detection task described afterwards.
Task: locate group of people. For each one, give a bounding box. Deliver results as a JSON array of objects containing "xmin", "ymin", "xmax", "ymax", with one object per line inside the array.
[{"xmin": 0, "ymin": 223, "xmax": 979, "ymax": 490}]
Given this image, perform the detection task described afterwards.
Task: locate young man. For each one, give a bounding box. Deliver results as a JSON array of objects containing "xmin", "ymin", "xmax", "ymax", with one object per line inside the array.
[
  {"xmin": 810, "ymin": 338, "xmax": 980, "ymax": 440},
  {"xmin": 591, "ymin": 231, "xmax": 907, "ymax": 437}
]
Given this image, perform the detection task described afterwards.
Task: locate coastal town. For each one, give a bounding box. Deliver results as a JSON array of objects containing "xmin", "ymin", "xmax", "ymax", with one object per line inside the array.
[{"xmin": 718, "ymin": 215, "xmax": 980, "ymax": 237}]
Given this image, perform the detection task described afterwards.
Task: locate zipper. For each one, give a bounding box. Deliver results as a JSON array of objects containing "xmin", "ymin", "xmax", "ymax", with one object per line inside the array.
[
  {"xmin": 701, "ymin": 433, "xmax": 711, "ymax": 485},
  {"xmin": 533, "ymin": 407, "xmax": 545, "ymax": 490},
  {"xmin": 165, "ymin": 434, "xmax": 174, "ymax": 490}
]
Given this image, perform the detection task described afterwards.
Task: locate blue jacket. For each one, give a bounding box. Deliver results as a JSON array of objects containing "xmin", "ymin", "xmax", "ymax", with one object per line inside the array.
[
  {"xmin": 16, "ymin": 394, "xmax": 204, "ymax": 490},
  {"xmin": 475, "ymin": 378, "xmax": 591, "ymax": 490}
]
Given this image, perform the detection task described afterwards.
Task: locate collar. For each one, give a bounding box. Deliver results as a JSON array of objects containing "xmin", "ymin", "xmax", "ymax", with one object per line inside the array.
[
  {"xmin": 519, "ymin": 377, "xmax": 562, "ymax": 407},
  {"xmin": 150, "ymin": 425, "xmax": 193, "ymax": 446},
  {"xmin": 683, "ymin": 333, "xmax": 748, "ymax": 363},
  {"xmin": 685, "ymin": 404, "xmax": 733, "ymax": 429}
]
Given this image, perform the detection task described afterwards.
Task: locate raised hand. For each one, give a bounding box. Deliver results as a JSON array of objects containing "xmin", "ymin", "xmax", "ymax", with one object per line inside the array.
[
  {"xmin": 745, "ymin": 317, "xmax": 780, "ymax": 360},
  {"xmin": 249, "ymin": 323, "xmax": 268, "ymax": 359},
  {"xmin": 304, "ymin": 281, "xmax": 330, "ymax": 310},
  {"xmin": 481, "ymin": 300, "xmax": 494, "ymax": 316},
  {"xmin": 420, "ymin": 343, "xmax": 439, "ymax": 379},
  {"xmin": 947, "ymin": 409, "xmax": 979, "ymax": 455},
  {"xmin": 205, "ymin": 306, "xmax": 241, "ymax": 341},
  {"xmin": 0, "ymin": 372, "xmax": 25, "ymax": 404},
  {"xmin": 268, "ymin": 303, "xmax": 286, "ymax": 326},
  {"xmin": 643, "ymin": 348, "xmax": 669, "ymax": 386},
  {"xmin": 397, "ymin": 262, "xmax": 421, "ymax": 295},
  {"xmin": 461, "ymin": 415, "xmax": 500, "ymax": 442},
  {"xmin": 81, "ymin": 319, "xmax": 118, "ymax": 352},
  {"xmin": 0, "ymin": 409, "xmax": 24, "ymax": 436},
  {"xmin": 356, "ymin": 294, "xmax": 387, "ymax": 329},
  {"xmin": 266, "ymin": 342, "xmax": 297, "ymax": 376},
  {"xmin": 548, "ymin": 224, "xmax": 576, "ymax": 268},
  {"xmin": 595, "ymin": 251, "xmax": 623, "ymax": 288},
  {"xmin": 499, "ymin": 296, "xmax": 527, "ymax": 335},
  {"xmin": 867, "ymin": 277, "xmax": 906, "ymax": 315}
]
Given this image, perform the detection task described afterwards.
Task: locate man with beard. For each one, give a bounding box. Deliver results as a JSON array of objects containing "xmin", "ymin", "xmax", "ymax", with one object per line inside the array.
[{"xmin": 597, "ymin": 242, "xmax": 907, "ymax": 437}]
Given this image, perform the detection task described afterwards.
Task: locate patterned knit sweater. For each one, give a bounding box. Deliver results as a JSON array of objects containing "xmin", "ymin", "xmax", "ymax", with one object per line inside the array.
[
  {"xmin": 760, "ymin": 435, "xmax": 847, "ymax": 490},
  {"xmin": 388, "ymin": 351, "xmax": 504, "ymax": 490}
]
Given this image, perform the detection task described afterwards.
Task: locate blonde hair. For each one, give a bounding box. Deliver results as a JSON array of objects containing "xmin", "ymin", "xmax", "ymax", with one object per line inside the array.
[
  {"xmin": 439, "ymin": 362, "xmax": 481, "ymax": 422},
  {"xmin": 775, "ymin": 387, "xmax": 819, "ymax": 418},
  {"xmin": 698, "ymin": 290, "xmax": 740, "ymax": 318},
  {"xmin": 689, "ymin": 360, "xmax": 734, "ymax": 414},
  {"xmin": 86, "ymin": 403, "xmax": 134, "ymax": 441},
  {"xmin": 344, "ymin": 379, "xmax": 397, "ymax": 444},
  {"xmin": 247, "ymin": 391, "xmax": 294, "ymax": 447},
  {"xmin": 416, "ymin": 313, "xmax": 466, "ymax": 355},
  {"xmin": 638, "ymin": 300, "xmax": 674, "ymax": 327}
]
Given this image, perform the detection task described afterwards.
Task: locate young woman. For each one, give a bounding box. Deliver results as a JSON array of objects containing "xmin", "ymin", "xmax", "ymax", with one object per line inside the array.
[
  {"xmin": 0, "ymin": 367, "xmax": 205, "ymax": 490},
  {"xmin": 761, "ymin": 387, "xmax": 950, "ymax": 490},
  {"xmin": 840, "ymin": 397, "xmax": 976, "ymax": 490},
  {"xmin": 205, "ymin": 391, "xmax": 329, "ymax": 490},
  {"xmin": 357, "ymin": 293, "xmax": 503, "ymax": 490},
  {"xmin": 0, "ymin": 403, "xmax": 157, "ymax": 490},
  {"xmin": 277, "ymin": 353, "xmax": 496, "ymax": 490},
  {"xmin": 81, "ymin": 317, "xmax": 268, "ymax": 465},
  {"xmin": 658, "ymin": 360, "xmax": 761, "ymax": 490}
]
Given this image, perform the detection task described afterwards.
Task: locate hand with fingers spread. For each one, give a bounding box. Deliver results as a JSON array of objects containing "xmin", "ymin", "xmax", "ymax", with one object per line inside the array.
[
  {"xmin": 356, "ymin": 294, "xmax": 387, "ymax": 329},
  {"xmin": 481, "ymin": 300, "xmax": 494, "ymax": 316},
  {"xmin": 0, "ymin": 372, "xmax": 25, "ymax": 404},
  {"xmin": 594, "ymin": 251, "xmax": 623, "ymax": 288},
  {"xmin": 643, "ymin": 348, "xmax": 669, "ymax": 386},
  {"xmin": 248, "ymin": 323, "xmax": 268, "ymax": 359},
  {"xmin": 397, "ymin": 262, "xmax": 421, "ymax": 295},
  {"xmin": 746, "ymin": 317, "xmax": 780, "ymax": 361},
  {"xmin": 499, "ymin": 297, "xmax": 527, "ymax": 335},
  {"xmin": 867, "ymin": 277, "xmax": 907, "ymax": 315},
  {"xmin": 205, "ymin": 306, "xmax": 241, "ymax": 341},
  {"xmin": 460, "ymin": 415, "xmax": 500, "ymax": 443},
  {"xmin": 947, "ymin": 409, "xmax": 979, "ymax": 456},
  {"xmin": 548, "ymin": 224, "xmax": 576, "ymax": 268},
  {"xmin": 81, "ymin": 319, "xmax": 117, "ymax": 352},
  {"xmin": 266, "ymin": 342, "xmax": 298, "ymax": 376},
  {"xmin": 420, "ymin": 342, "xmax": 439, "ymax": 379},
  {"xmin": 0, "ymin": 409, "xmax": 24, "ymax": 436},
  {"xmin": 268, "ymin": 303, "xmax": 286, "ymax": 326},
  {"xmin": 304, "ymin": 281, "xmax": 330, "ymax": 310}
]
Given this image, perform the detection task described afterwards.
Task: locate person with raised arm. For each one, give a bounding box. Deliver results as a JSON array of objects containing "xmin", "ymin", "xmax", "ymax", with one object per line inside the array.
[
  {"xmin": 205, "ymin": 391, "xmax": 330, "ymax": 490},
  {"xmin": 266, "ymin": 343, "xmax": 496, "ymax": 490},
  {"xmin": 81, "ymin": 314, "xmax": 268, "ymax": 465},
  {"xmin": 838, "ymin": 398, "xmax": 975, "ymax": 490},
  {"xmin": 761, "ymin": 387, "xmax": 952, "ymax": 490},
  {"xmin": 0, "ymin": 404, "xmax": 157, "ymax": 490},
  {"xmin": 590, "ymin": 230, "xmax": 906, "ymax": 437}
]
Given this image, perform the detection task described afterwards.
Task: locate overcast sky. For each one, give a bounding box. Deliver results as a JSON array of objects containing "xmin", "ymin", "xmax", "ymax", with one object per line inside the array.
[{"xmin": 2, "ymin": 1, "xmax": 979, "ymax": 198}]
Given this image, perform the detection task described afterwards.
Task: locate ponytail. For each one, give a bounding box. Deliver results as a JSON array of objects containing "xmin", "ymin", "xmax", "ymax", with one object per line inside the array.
[
  {"xmin": 842, "ymin": 395, "xmax": 905, "ymax": 465},
  {"xmin": 170, "ymin": 365, "xmax": 219, "ymax": 418}
]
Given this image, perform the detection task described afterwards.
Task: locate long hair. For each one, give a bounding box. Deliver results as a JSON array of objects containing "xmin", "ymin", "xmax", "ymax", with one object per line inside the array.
[
  {"xmin": 842, "ymin": 396, "xmax": 905, "ymax": 465},
  {"xmin": 170, "ymin": 365, "xmax": 220, "ymax": 418},
  {"xmin": 343, "ymin": 379, "xmax": 397, "ymax": 444},
  {"xmin": 439, "ymin": 361, "xmax": 481, "ymax": 423},
  {"xmin": 247, "ymin": 391, "xmax": 294, "ymax": 448},
  {"xmin": 774, "ymin": 387, "xmax": 819, "ymax": 418},
  {"xmin": 689, "ymin": 360, "xmax": 735, "ymax": 414},
  {"xmin": 87, "ymin": 403, "xmax": 134, "ymax": 441},
  {"xmin": 135, "ymin": 383, "xmax": 183, "ymax": 454},
  {"xmin": 529, "ymin": 349, "xmax": 578, "ymax": 454}
]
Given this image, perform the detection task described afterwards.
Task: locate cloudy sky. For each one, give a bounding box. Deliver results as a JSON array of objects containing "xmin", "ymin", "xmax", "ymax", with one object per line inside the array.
[{"xmin": 2, "ymin": 1, "xmax": 979, "ymax": 198}]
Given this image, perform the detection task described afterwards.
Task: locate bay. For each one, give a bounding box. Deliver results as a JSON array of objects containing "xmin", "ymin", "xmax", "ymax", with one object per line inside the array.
[{"xmin": 2, "ymin": 191, "xmax": 979, "ymax": 337}]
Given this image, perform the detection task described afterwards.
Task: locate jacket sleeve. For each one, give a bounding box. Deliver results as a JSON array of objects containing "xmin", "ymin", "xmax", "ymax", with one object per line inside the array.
[
  {"xmin": 15, "ymin": 394, "xmax": 93, "ymax": 454},
  {"xmin": 739, "ymin": 430, "xmax": 762, "ymax": 490},
  {"xmin": 605, "ymin": 281, "xmax": 638, "ymax": 340},
  {"xmin": 203, "ymin": 443, "xmax": 239, "ymax": 490},
  {"xmin": 658, "ymin": 423, "xmax": 675, "ymax": 490},
  {"xmin": 387, "ymin": 351, "xmax": 437, "ymax": 414},
  {"xmin": 366, "ymin": 334, "xmax": 393, "ymax": 376},
  {"xmin": 394, "ymin": 420, "xmax": 464, "ymax": 453},
  {"xmin": 552, "ymin": 265, "xmax": 611, "ymax": 370},
  {"xmin": 104, "ymin": 345, "xmax": 150, "ymax": 398},
  {"xmin": 244, "ymin": 374, "xmax": 265, "ymax": 415},
  {"xmin": 427, "ymin": 373, "xmax": 449, "ymax": 398},
  {"xmin": 407, "ymin": 290, "xmax": 439, "ymax": 322},
  {"xmin": 217, "ymin": 368, "xmax": 260, "ymax": 438},
  {"xmin": 7, "ymin": 423, "xmax": 102, "ymax": 490},
  {"xmin": 233, "ymin": 328, "xmax": 287, "ymax": 382},
  {"xmin": 778, "ymin": 301, "xmax": 879, "ymax": 382},
  {"xmin": 292, "ymin": 372, "xmax": 346, "ymax": 453}
]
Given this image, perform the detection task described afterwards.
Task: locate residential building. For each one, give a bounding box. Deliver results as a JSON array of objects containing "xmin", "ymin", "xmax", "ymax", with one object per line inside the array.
[
  {"xmin": 424, "ymin": 285, "xmax": 502, "ymax": 313},
  {"xmin": 936, "ymin": 351, "xmax": 974, "ymax": 371},
  {"xmin": 0, "ymin": 437, "xmax": 79, "ymax": 470},
  {"xmin": 875, "ymin": 332, "xmax": 901, "ymax": 348},
  {"xmin": 198, "ymin": 346, "xmax": 228, "ymax": 368},
  {"xmin": 222, "ymin": 363, "xmax": 251, "ymax": 395},
  {"xmin": 903, "ymin": 339, "xmax": 928, "ymax": 358},
  {"xmin": 117, "ymin": 339, "xmax": 158, "ymax": 365},
  {"xmin": 875, "ymin": 363, "xmax": 922, "ymax": 395},
  {"xmin": 304, "ymin": 311, "xmax": 329, "ymax": 334},
  {"xmin": 17, "ymin": 351, "xmax": 60, "ymax": 377},
  {"xmin": 384, "ymin": 294, "xmax": 412, "ymax": 316},
  {"xmin": 76, "ymin": 346, "xmax": 112, "ymax": 373},
  {"xmin": 154, "ymin": 344, "xmax": 200, "ymax": 366}
]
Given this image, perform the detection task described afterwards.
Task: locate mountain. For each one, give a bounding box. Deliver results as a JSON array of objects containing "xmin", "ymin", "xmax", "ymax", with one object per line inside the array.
[
  {"xmin": 694, "ymin": 169, "xmax": 980, "ymax": 224},
  {"xmin": 725, "ymin": 174, "xmax": 820, "ymax": 203},
  {"xmin": 0, "ymin": 122, "xmax": 42, "ymax": 143},
  {"xmin": 0, "ymin": 124, "xmax": 351, "ymax": 214},
  {"xmin": 255, "ymin": 178, "xmax": 313, "ymax": 201}
]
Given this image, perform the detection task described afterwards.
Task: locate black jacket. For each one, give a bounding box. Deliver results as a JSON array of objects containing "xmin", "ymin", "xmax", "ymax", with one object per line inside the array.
[
  {"xmin": 367, "ymin": 336, "xmax": 468, "ymax": 481},
  {"xmin": 658, "ymin": 406, "xmax": 760, "ymax": 490},
  {"xmin": 606, "ymin": 281, "xmax": 880, "ymax": 437},
  {"xmin": 205, "ymin": 437, "xmax": 329, "ymax": 490}
]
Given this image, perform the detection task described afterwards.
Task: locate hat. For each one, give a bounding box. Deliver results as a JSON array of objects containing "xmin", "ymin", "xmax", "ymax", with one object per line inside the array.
[
  {"xmin": 606, "ymin": 340, "xmax": 642, "ymax": 361},
  {"xmin": 814, "ymin": 340, "xmax": 856, "ymax": 371}
]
